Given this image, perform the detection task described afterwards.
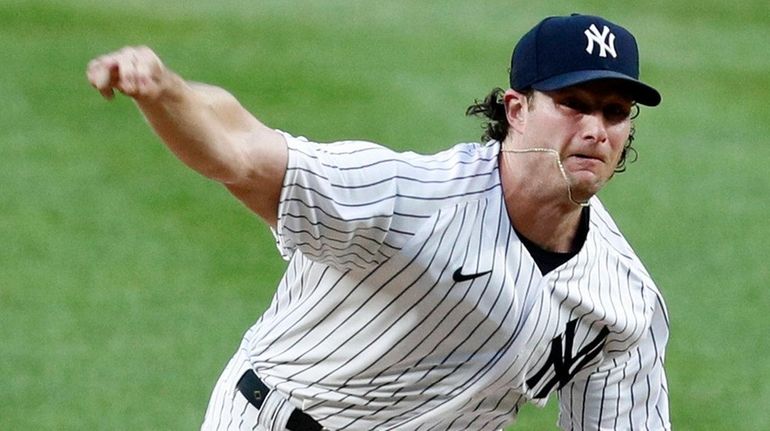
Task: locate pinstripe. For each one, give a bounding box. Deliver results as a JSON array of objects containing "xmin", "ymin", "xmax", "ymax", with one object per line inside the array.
[
  {"xmin": 510, "ymin": 250, "xmax": 539, "ymax": 338},
  {"xmin": 343, "ymin": 204, "xmax": 517, "ymax": 429},
  {"xmin": 655, "ymin": 293, "xmax": 671, "ymax": 330},
  {"xmin": 604, "ymin": 261, "xmax": 631, "ymax": 354},
  {"xmin": 209, "ymin": 383, "xmax": 225, "ymax": 430},
  {"xmin": 328, "ymin": 207, "xmax": 484, "ymax": 427},
  {"xmin": 588, "ymin": 216, "xmax": 635, "ymax": 261},
  {"xmin": 580, "ymin": 372, "xmax": 589, "ymax": 430},
  {"xmin": 348, "ymin": 210, "xmax": 479, "ymax": 378},
  {"xmin": 280, "ymin": 216, "xmax": 404, "ymax": 257},
  {"xmin": 352, "ymin": 286, "xmax": 488, "ymax": 399},
  {"xmin": 224, "ymin": 389, "xmax": 237, "ymax": 431},
  {"xmin": 479, "ymin": 391, "xmax": 524, "ymax": 430},
  {"xmin": 519, "ymin": 293, "xmax": 562, "ymax": 388},
  {"xmin": 392, "ymin": 210, "xmax": 433, "ymax": 219},
  {"xmin": 655, "ymin": 400, "xmax": 666, "ymax": 427},
  {"xmin": 236, "ymin": 400, "xmax": 249, "ymax": 430},
  {"xmin": 250, "ymin": 265, "xmax": 339, "ymax": 357},
  {"xmin": 381, "ymin": 283, "xmax": 521, "ymax": 426},
  {"xmin": 262, "ymin": 213, "xmax": 444, "ymax": 388},
  {"xmin": 289, "ymin": 146, "xmax": 498, "ymax": 172},
  {"xmin": 254, "ymin": 396, "xmax": 267, "ymax": 429},
  {"xmin": 252, "ymin": 267, "xmax": 345, "ymax": 362},
  {"xmin": 285, "ymin": 215, "xmax": 447, "ymax": 381},
  {"xmin": 212, "ymin": 354, "xmax": 241, "ymax": 431},
  {"xmin": 649, "ymin": 326, "xmax": 661, "ymax": 368},
  {"xmin": 644, "ymin": 374, "xmax": 653, "ymax": 428},
  {"xmin": 615, "ymin": 353, "xmax": 630, "ymax": 430},
  {"xmin": 393, "ymin": 213, "xmax": 509, "ymax": 393},
  {"xmin": 281, "ymin": 231, "xmax": 380, "ymax": 261},
  {"xmin": 361, "ymin": 202, "xmax": 492, "ymax": 381},
  {"xmin": 597, "ymin": 359, "xmax": 614, "ymax": 427},
  {"xmin": 271, "ymin": 398, "xmax": 286, "ymax": 431},
  {"xmin": 282, "ymin": 234, "xmax": 393, "ymax": 264},
  {"xmin": 281, "ymin": 182, "xmax": 502, "ymax": 208},
  {"xmin": 204, "ymin": 135, "xmax": 670, "ymax": 430},
  {"xmin": 614, "ymin": 269, "xmax": 642, "ymax": 346},
  {"xmin": 628, "ymin": 348, "xmax": 643, "ymax": 428},
  {"xmin": 278, "ymin": 204, "xmax": 396, "ymax": 234},
  {"xmin": 281, "ymin": 215, "xmax": 392, "ymax": 243},
  {"xmin": 281, "ymin": 209, "xmax": 393, "ymax": 226},
  {"xmin": 286, "ymin": 166, "xmax": 499, "ymax": 189},
  {"xmin": 308, "ymin": 206, "xmax": 467, "ymax": 389}
]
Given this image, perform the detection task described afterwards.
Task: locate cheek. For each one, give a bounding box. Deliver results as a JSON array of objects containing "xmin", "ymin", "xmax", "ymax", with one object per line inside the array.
[
  {"xmin": 608, "ymin": 124, "xmax": 632, "ymax": 157},
  {"xmin": 527, "ymin": 113, "xmax": 574, "ymax": 147}
]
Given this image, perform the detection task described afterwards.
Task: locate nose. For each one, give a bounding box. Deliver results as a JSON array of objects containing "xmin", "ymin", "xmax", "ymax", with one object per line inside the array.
[{"xmin": 581, "ymin": 112, "xmax": 608, "ymax": 144}]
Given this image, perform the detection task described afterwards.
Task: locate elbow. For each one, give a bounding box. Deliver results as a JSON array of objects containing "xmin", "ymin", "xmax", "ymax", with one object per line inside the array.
[
  {"xmin": 217, "ymin": 129, "xmax": 286, "ymax": 188},
  {"xmin": 178, "ymin": 132, "xmax": 249, "ymax": 184}
]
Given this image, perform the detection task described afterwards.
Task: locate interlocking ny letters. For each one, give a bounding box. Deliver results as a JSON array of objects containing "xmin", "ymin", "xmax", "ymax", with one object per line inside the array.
[
  {"xmin": 526, "ymin": 319, "xmax": 610, "ymax": 399},
  {"xmin": 584, "ymin": 24, "xmax": 617, "ymax": 58}
]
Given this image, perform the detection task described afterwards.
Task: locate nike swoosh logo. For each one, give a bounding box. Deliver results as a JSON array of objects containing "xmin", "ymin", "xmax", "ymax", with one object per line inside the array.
[{"xmin": 452, "ymin": 268, "xmax": 492, "ymax": 283}]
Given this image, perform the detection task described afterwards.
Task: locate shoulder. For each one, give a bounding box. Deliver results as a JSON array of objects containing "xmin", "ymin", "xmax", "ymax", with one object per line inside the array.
[
  {"xmin": 400, "ymin": 140, "xmax": 500, "ymax": 168},
  {"xmin": 588, "ymin": 198, "xmax": 669, "ymax": 321},
  {"xmin": 280, "ymin": 131, "xmax": 501, "ymax": 190},
  {"xmin": 588, "ymin": 198, "xmax": 648, "ymax": 272},
  {"xmin": 280, "ymin": 131, "xmax": 498, "ymax": 167}
]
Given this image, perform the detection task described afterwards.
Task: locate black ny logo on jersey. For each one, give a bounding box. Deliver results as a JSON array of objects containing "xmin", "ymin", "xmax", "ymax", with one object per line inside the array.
[{"xmin": 526, "ymin": 319, "xmax": 610, "ymax": 399}]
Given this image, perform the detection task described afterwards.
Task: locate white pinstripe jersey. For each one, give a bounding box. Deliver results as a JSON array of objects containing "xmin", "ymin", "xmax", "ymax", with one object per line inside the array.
[{"xmin": 240, "ymin": 132, "xmax": 670, "ymax": 430}]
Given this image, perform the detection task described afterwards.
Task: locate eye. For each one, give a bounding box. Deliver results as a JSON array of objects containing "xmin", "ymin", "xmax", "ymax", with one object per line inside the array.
[
  {"xmin": 604, "ymin": 104, "xmax": 631, "ymax": 121},
  {"xmin": 561, "ymin": 97, "xmax": 589, "ymax": 113}
]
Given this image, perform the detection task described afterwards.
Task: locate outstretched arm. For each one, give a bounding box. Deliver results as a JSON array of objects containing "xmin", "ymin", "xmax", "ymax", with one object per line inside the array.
[{"xmin": 86, "ymin": 46, "xmax": 287, "ymax": 226}]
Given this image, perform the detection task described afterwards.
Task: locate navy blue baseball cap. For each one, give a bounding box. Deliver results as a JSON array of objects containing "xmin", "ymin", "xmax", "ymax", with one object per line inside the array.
[{"xmin": 510, "ymin": 14, "xmax": 661, "ymax": 106}]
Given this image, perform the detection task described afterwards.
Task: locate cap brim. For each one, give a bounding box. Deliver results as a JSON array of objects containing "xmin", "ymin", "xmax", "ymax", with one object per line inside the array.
[{"xmin": 532, "ymin": 70, "xmax": 661, "ymax": 106}]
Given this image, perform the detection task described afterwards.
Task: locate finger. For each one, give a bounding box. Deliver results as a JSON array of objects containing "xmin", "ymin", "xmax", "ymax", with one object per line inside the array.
[
  {"xmin": 87, "ymin": 46, "xmax": 165, "ymax": 100},
  {"xmin": 133, "ymin": 49, "xmax": 163, "ymax": 99},
  {"xmin": 114, "ymin": 51, "xmax": 138, "ymax": 96},
  {"xmin": 87, "ymin": 56, "xmax": 118, "ymax": 100},
  {"xmin": 133, "ymin": 59, "xmax": 153, "ymax": 97},
  {"xmin": 100, "ymin": 64, "xmax": 119, "ymax": 99},
  {"xmin": 121, "ymin": 46, "xmax": 165, "ymax": 99},
  {"xmin": 87, "ymin": 56, "xmax": 113, "ymax": 89}
]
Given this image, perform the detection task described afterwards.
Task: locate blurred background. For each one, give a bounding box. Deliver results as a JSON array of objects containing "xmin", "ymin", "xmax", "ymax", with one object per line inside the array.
[{"xmin": 1, "ymin": 0, "xmax": 768, "ymax": 429}]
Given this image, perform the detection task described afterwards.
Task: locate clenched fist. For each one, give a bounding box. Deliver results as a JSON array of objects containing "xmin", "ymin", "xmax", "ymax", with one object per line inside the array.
[{"xmin": 86, "ymin": 46, "xmax": 169, "ymax": 100}]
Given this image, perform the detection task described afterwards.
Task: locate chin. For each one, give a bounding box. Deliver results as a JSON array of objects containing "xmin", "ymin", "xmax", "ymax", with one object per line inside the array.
[
  {"xmin": 571, "ymin": 189, "xmax": 598, "ymax": 203},
  {"xmin": 568, "ymin": 174, "xmax": 607, "ymax": 199}
]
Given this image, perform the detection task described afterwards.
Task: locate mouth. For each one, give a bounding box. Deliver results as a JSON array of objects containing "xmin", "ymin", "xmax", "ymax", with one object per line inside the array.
[
  {"xmin": 571, "ymin": 153, "xmax": 604, "ymax": 161},
  {"xmin": 563, "ymin": 154, "xmax": 608, "ymax": 175},
  {"xmin": 566, "ymin": 153, "xmax": 606, "ymax": 166}
]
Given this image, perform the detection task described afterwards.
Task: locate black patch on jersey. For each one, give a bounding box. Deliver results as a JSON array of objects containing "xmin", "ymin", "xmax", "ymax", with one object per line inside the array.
[
  {"xmin": 452, "ymin": 268, "xmax": 492, "ymax": 282},
  {"xmin": 526, "ymin": 318, "xmax": 610, "ymax": 399},
  {"xmin": 517, "ymin": 207, "xmax": 590, "ymax": 275}
]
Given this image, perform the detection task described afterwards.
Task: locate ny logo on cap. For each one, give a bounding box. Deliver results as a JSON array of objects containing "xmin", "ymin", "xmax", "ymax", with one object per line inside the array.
[{"xmin": 584, "ymin": 24, "xmax": 617, "ymax": 58}]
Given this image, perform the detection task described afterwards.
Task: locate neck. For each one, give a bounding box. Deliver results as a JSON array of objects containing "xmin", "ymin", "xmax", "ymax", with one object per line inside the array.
[
  {"xmin": 507, "ymin": 192, "xmax": 584, "ymax": 253},
  {"xmin": 499, "ymin": 145, "xmax": 587, "ymax": 253}
]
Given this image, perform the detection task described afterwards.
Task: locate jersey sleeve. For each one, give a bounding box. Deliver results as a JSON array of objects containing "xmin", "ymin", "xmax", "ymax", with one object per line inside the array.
[
  {"xmin": 273, "ymin": 133, "xmax": 501, "ymax": 272},
  {"xmin": 556, "ymin": 295, "xmax": 671, "ymax": 430},
  {"xmin": 273, "ymin": 132, "xmax": 496, "ymax": 272},
  {"xmin": 273, "ymin": 133, "xmax": 408, "ymax": 271}
]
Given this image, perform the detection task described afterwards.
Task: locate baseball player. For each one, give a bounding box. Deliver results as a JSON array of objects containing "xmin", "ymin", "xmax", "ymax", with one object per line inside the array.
[{"xmin": 87, "ymin": 13, "xmax": 670, "ymax": 430}]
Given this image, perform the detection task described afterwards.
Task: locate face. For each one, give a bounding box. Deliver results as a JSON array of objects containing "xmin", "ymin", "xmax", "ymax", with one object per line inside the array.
[{"xmin": 507, "ymin": 80, "xmax": 634, "ymax": 202}]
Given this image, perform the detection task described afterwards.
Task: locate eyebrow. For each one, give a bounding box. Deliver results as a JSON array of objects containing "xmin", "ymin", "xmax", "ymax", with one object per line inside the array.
[{"xmin": 554, "ymin": 88, "xmax": 633, "ymax": 105}]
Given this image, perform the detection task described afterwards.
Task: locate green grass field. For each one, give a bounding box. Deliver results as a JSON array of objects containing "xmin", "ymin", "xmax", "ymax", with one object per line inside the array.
[{"xmin": 2, "ymin": 0, "xmax": 769, "ymax": 429}]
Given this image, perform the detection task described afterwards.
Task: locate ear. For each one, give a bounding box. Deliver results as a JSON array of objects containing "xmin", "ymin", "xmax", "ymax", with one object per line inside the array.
[{"xmin": 503, "ymin": 89, "xmax": 529, "ymax": 134}]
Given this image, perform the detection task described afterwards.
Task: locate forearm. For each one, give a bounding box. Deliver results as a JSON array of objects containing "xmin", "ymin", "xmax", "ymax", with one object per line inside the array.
[
  {"xmin": 87, "ymin": 46, "xmax": 288, "ymax": 225},
  {"xmin": 137, "ymin": 75, "xmax": 288, "ymax": 225},
  {"xmin": 135, "ymin": 76, "xmax": 264, "ymax": 184}
]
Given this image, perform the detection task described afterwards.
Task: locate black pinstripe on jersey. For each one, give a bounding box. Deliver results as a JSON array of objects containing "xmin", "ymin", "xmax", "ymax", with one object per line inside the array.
[{"xmin": 212, "ymin": 133, "xmax": 672, "ymax": 431}]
